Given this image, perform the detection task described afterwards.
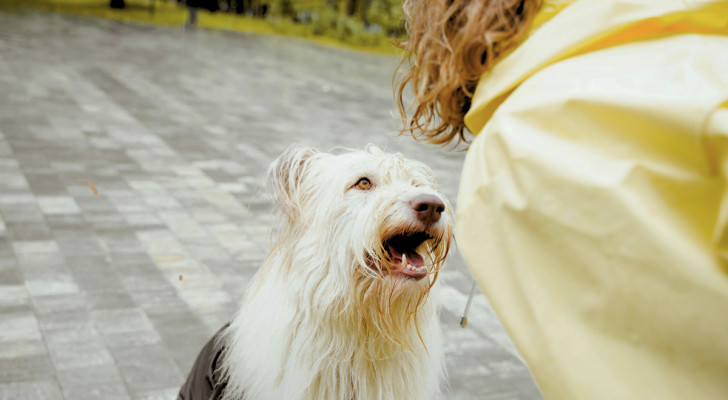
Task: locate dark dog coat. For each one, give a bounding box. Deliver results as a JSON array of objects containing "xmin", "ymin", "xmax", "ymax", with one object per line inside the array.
[{"xmin": 178, "ymin": 323, "xmax": 230, "ymax": 400}]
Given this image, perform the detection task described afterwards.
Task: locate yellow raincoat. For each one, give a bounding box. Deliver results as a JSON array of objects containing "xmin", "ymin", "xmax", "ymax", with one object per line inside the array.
[{"xmin": 457, "ymin": 0, "xmax": 728, "ymax": 399}]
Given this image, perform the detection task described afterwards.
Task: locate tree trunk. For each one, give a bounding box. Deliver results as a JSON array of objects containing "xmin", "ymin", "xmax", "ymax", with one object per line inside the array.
[{"xmin": 346, "ymin": 0, "xmax": 357, "ymax": 16}]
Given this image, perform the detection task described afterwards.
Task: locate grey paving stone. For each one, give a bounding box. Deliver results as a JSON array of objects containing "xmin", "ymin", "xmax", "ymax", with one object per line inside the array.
[
  {"xmin": 0, "ymin": 312, "xmax": 42, "ymax": 343},
  {"xmin": 37, "ymin": 309, "xmax": 91, "ymax": 332},
  {"xmin": 61, "ymin": 380, "xmax": 132, "ymax": 400},
  {"xmin": 0, "ymin": 355, "xmax": 55, "ymax": 383},
  {"xmin": 96, "ymin": 231, "xmax": 146, "ymax": 253},
  {"xmin": 112, "ymin": 344, "xmax": 183, "ymax": 393},
  {"xmin": 54, "ymin": 230, "xmax": 106, "ymax": 256},
  {"xmin": 131, "ymin": 288, "xmax": 186, "ymax": 315},
  {"xmin": 56, "ymin": 363, "xmax": 125, "ymax": 389},
  {"xmin": 0, "ymin": 339, "xmax": 46, "ymax": 359},
  {"xmin": 0, "ymin": 243, "xmax": 12, "ymax": 258},
  {"xmin": 0, "ymin": 174, "xmax": 30, "ymax": 193},
  {"xmin": 12, "ymin": 240, "xmax": 60, "ymax": 255},
  {"xmin": 43, "ymin": 324, "xmax": 99, "ymax": 349},
  {"xmin": 44, "ymin": 214, "xmax": 88, "ymax": 231},
  {"xmin": 32, "ymin": 293, "xmax": 89, "ymax": 316},
  {"xmin": 119, "ymin": 274, "xmax": 170, "ymax": 294},
  {"xmin": 108, "ymin": 252, "xmax": 156, "ymax": 267},
  {"xmin": 0, "ymin": 380, "xmax": 64, "ymax": 400},
  {"xmin": 84, "ymin": 213, "xmax": 130, "ymax": 231},
  {"xmin": 23, "ymin": 173, "xmax": 66, "ymax": 195},
  {"xmin": 36, "ymin": 196, "xmax": 82, "ymax": 215},
  {"xmin": 0, "ymin": 285, "xmax": 30, "ymax": 314},
  {"xmin": 0, "ymin": 267, "xmax": 22, "ymax": 287},
  {"xmin": 133, "ymin": 387, "xmax": 180, "ymax": 400},
  {"xmin": 85, "ymin": 289, "xmax": 137, "ymax": 310},
  {"xmin": 25, "ymin": 277, "xmax": 80, "ymax": 297},
  {"xmin": 91, "ymin": 308, "xmax": 155, "ymax": 336},
  {"xmin": 48, "ymin": 338, "xmax": 115, "ymax": 370},
  {"xmin": 15, "ymin": 251, "xmax": 64, "ymax": 268},
  {"xmin": 103, "ymin": 329, "xmax": 164, "ymax": 350},
  {"xmin": 72, "ymin": 270, "xmax": 122, "ymax": 292}
]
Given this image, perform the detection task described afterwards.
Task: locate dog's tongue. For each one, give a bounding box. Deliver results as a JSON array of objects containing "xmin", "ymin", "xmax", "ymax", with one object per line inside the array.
[{"xmin": 387, "ymin": 244, "xmax": 424, "ymax": 267}]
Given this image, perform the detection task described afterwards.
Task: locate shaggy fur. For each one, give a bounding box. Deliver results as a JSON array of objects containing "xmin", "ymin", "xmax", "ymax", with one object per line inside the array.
[{"xmin": 219, "ymin": 145, "xmax": 453, "ymax": 400}]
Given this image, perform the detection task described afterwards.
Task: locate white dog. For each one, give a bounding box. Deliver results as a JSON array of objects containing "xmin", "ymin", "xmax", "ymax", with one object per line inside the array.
[{"xmin": 178, "ymin": 145, "xmax": 453, "ymax": 400}]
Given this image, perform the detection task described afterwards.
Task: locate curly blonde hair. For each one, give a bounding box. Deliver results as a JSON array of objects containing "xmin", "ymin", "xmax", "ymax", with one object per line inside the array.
[{"xmin": 395, "ymin": 0, "xmax": 543, "ymax": 146}]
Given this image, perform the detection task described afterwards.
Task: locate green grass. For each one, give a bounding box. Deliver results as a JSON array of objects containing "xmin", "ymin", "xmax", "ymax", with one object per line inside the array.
[{"xmin": 0, "ymin": 0, "xmax": 401, "ymax": 54}]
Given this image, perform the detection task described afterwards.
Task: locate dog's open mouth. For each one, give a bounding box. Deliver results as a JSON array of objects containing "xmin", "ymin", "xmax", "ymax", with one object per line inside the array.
[{"xmin": 383, "ymin": 231, "xmax": 431, "ymax": 280}]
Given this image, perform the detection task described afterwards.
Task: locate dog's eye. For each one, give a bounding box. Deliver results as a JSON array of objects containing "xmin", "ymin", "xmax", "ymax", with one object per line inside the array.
[{"xmin": 355, "ymin": 178, "xmax": 372, "ymax": 190}]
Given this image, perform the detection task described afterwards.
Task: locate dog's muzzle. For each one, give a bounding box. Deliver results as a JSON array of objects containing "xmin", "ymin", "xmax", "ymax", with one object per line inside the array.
[{"xmin": 377, "ymin": 193, "xmax": 448, "ymax": 280}]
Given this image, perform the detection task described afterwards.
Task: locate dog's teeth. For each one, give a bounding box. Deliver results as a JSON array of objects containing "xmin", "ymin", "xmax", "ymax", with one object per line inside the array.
[{"xmin": 401, "ymin": 254, "xmax": 407, "ymax": 268}]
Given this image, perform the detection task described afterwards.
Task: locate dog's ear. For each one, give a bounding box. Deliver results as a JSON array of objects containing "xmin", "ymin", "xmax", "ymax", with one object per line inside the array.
[{"xmin": 266, "ymin": 144, "xmax": 318, "ymax": 220}]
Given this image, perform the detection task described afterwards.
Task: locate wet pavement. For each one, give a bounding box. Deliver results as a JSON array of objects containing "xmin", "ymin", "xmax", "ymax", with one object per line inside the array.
[{"xmin": 0, "ymin": 9, "xmax": 543, "ymax": 399}]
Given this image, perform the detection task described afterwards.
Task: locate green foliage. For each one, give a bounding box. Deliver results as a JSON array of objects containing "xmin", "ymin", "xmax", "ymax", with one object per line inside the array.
[
  {"xmin": 365, "ymin": 0, "xmax": 405, "ymax": 37},
  {"xmin": 2, "ymin": 0, "xmax": 404, "ymax": 52},
  {"xmin": 261, "ymin": 0, "xmax": 405, "ymax": 47}
]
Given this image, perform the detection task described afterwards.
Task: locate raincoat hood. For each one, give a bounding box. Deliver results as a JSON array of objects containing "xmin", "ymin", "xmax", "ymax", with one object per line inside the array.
[{"xmin": 464, "ymin": 0, "xmax": 728, "ymax": 134}]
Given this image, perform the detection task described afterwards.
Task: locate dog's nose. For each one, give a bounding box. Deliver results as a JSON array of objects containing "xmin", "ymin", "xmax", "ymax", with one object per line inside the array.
[{"xmin": 410, "ymin": 194, "xmax": 445, "ymax": 225}]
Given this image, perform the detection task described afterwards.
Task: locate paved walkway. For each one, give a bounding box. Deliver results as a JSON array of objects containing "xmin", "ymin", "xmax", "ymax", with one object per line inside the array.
[{"xmin": 0, "ymin": 9, "xmax": 543, "ymax": 400}]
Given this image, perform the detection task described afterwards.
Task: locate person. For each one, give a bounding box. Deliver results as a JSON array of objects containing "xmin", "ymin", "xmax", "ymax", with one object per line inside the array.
[
  {"xmin": 395, "ymin": 0, "xmax": 728, "ymax": 399},
  {"xmin": 178, "ymin": 0, "xmax": 219, "ymax": 26}
]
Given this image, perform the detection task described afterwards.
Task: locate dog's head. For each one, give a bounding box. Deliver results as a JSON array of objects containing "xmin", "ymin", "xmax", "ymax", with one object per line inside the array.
[
  {"xmin": 225, "ymin": 144, "xmax": 449, "ymax": 400},
  {"xmin": 263, "ymin": 143, "xmax": 453, "ymax": 362},
  {"xmin": 267, "ymin": 144, "xmax": 453, "ymax": 288}
]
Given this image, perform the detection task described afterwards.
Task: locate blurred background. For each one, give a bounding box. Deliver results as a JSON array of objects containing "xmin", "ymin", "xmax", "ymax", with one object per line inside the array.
[
  {"xmin": 0, "ymin": 2, "xmax": 544, "ymax": 399},
  {"xmin": 0, "ymin": 0, "xmax": 406, "ymax": 52}
]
